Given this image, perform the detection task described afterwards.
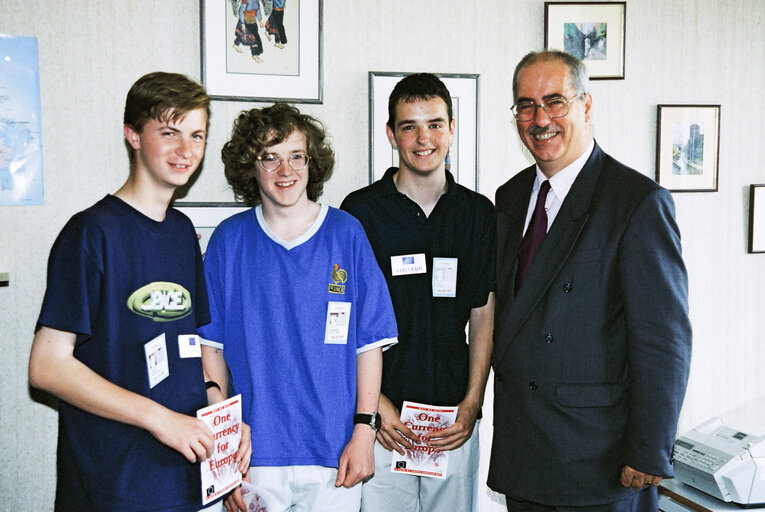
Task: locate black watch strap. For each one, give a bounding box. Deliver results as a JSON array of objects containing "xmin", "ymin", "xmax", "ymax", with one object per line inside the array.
[{"xmin": 353, "ymin": 412, "xmax": 381, "ymax": 432}]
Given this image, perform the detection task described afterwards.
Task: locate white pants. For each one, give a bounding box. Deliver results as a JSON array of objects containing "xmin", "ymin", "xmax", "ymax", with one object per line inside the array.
[
  {"xmin": 361, "ymin": 423, "xmax": 480, "ymax": 512},
  {"xmin": 234, "ymin": 465, "xmax": 362, "ymax": 512}
]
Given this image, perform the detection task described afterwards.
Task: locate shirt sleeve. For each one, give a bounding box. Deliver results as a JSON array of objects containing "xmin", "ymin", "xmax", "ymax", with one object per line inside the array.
[
  {"xmin": 350, "ymin": 222, "xmax": 398, "ymax": 354},
  {"xmin": 36, "ymin": 215, "xmax": 103, "ymax": 340},
  {"xmin": 197, "ymin": 226, "xmax": 226, "ymax": 347},
  {"xmin": 471, "ymin": 199, "xmax": 497, "ymax": 309}
]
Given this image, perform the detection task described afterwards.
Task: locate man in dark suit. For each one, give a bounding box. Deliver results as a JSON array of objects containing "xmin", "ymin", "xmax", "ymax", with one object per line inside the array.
[{"xmin": 489, "ymin": 50, "xmax": 692, "ymax": 511}]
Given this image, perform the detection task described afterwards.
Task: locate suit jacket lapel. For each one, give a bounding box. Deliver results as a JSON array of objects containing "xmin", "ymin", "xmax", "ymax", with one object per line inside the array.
[{"xmin": 494, "ymin": 144, "xmax": 606, "ymax": 367}]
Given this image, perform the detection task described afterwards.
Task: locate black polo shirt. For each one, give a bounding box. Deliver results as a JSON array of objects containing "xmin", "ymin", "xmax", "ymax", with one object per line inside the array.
[{"xmin": 341, "ymin": 167, "xmax": 496, "ymax": 411}]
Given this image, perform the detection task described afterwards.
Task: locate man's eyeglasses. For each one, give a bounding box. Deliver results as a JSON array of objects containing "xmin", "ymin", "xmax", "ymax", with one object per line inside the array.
[
  {"xmin": 256, "ymin": 153, "xmax": 311, "ymax": 172},
  {"xmin": 510, "ymin": 94, "xmax": 582, "ymax": 122}
]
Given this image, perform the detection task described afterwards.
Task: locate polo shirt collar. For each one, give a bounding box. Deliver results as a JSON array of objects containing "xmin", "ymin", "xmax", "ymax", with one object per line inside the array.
[{"xmin": 381, "ymin": 166, "xmax": 457, "ymax": 198}]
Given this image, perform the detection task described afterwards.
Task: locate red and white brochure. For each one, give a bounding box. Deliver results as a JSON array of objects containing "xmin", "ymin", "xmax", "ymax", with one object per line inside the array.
[
  {"xmin": 197, "ymin": 394, "xmax": 243, "ymax": 506},
  {"xmin": 390, "ymin": 401, "xmax": 458, "ymax": 479}
]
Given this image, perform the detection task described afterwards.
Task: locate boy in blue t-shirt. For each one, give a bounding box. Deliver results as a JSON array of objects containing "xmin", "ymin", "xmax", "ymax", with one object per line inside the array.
[
  {"xmin": 29, "ymin": 72, "xmax": 251, "ymax": 512},
  {"xmin": 200, "ymin": 103, "xmax": 398, "ymax": 512}
]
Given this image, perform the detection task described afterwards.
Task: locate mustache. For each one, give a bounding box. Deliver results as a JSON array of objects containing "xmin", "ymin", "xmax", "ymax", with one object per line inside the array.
[{"xmin": 528, "ymin": 125, "xmax": 557, "ymax": 135}]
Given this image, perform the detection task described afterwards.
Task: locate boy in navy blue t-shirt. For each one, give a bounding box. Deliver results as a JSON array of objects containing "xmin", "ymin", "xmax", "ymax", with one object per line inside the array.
[{"xmin": 29, "ymin": 72, "xmax": 251, "ymax": 512}]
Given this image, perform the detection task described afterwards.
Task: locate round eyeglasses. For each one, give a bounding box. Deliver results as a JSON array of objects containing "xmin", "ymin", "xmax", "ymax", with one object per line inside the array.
[
  {"xmin": 511, "ymin": 94, "xmax": 582, "ymax": 122},
  {"xmin": 256, "ymin": 153, "xmax": 311, "ymax": 172}
]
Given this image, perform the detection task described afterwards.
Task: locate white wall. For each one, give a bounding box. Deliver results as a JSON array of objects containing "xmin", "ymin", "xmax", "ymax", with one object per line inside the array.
[{"xmin": 0, "ymin": 1, "xmax": 763, "ymax": 510}]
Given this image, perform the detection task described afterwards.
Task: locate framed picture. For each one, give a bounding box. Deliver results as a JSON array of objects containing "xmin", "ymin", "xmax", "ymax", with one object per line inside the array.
[
  {"xmin": 545, "ymin": 2, "xmax": 626, "ymax": 80},
  {"xmin": 656, "ymin": 105, "xmax": 720, "ymax": 192},
  {"xmin": 200, "ymin": 0, "xmax": 323, "ymax": 103},
  {"xmin": 174, "ymin": 202, "xmax": 250, "ymax": 256},
  {"xmin": 749, "ymin": 185, "xmax": 765, "ymax": 254},
  {"xmin": 368, "ymin": 72, "xmax": 479, "ymax": 190}
]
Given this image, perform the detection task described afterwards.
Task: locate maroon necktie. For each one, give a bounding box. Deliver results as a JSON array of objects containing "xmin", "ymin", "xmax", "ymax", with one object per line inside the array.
[{"xmin": 515, "ymin": 180, "xmax": 551, "ymax": 293}]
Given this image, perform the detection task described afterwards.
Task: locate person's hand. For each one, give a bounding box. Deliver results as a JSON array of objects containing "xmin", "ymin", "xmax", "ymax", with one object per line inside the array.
[
  {"xmin": 223, "ymin": 471, "xmax": 251, "ymax": 512},
  {"xmin": 235, "ymin": 422, "xmax": 252, "ymax": 473},
  {"xmin": 423, "ymin": 399, "xmax": 479, "ymax": 452},
  {"xmin": 375, "ymin": 395, "xmax": 421, "ymax": 454},
  {"xmin": 147, "ymin": 409, "xmax": 214, "ymax": 463},
  {"xmin": 334, "ymin": 425, "xmax": 376, "ymax": 488},
  {"xmin": 620, "ymin": 465, "xmax": 662, "ymax": 490}
]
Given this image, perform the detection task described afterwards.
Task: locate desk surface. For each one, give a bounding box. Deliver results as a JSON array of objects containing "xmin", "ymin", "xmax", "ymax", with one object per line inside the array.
[{"xmin": 659, "ymin": 479, "xmax": 765, "ymax": 512}]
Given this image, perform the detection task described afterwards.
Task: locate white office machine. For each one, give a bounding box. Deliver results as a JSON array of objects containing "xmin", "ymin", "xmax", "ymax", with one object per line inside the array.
[{"xmin": 673, "ymin": 417, "xmax": 765, "ymax": 506}]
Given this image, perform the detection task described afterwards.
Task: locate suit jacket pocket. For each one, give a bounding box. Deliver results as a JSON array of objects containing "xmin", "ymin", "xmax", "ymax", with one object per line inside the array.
[{"xmin": 556, "ymin": 382, "xmax": 624, "ymax": 408}]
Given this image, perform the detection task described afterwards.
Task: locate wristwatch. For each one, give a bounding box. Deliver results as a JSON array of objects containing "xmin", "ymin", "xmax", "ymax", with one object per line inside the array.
[{"xmin": 353, "ymin": 411, "xmax": 381, "ymax": 432}]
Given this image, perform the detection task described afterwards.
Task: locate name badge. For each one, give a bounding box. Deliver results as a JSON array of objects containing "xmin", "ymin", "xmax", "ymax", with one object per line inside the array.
[
  {"xmin": 325, "ymin": 301, "xmax": 352, "ymax": 344},
  {"xmin": 432, "ymin": 257, "xmax": 458, "ymax": 297},
  {"xmin": 178, "ymin": 334, "xmax": 201, "ymax": 358},
  {"xmin": 390, "ymin": 253, "xmax": 427, "ymax": 276},
  {"xmin": 144, "ymin": 333, "xmax": 170, "ymax": 388}
]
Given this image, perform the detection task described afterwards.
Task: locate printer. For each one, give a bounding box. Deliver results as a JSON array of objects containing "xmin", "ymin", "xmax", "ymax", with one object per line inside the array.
[{"xmin": 673, "ymin": 417, "xmax": 765, "ymax": 506}]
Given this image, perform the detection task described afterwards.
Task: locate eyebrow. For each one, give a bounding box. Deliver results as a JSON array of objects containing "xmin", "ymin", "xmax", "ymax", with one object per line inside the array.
[
  {"xmin": 396, "ymin": 117, "xmax": 448, "ymax": 128},
  {"xmin": 516, "ymin": 93, "xmax": 567, "ymax": 103}
]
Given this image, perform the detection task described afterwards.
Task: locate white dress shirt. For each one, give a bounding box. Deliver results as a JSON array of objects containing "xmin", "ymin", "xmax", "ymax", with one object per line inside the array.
[{"xmin": 522, "ymin": 139, "xmax": 595, "ymax": 235}]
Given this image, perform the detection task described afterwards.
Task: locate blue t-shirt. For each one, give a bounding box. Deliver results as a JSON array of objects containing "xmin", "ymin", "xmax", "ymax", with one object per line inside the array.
[
  {"xmin": 36, "ymin": 195, "xmax": 210, "ymax": 512},
  {"xmin": 199, "ymin": 204, "xmax": 397, "ymax": 467}
]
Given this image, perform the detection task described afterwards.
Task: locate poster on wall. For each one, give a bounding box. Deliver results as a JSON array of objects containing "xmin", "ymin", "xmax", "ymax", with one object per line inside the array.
[
  {"xmin": 0, "ymin": 35, "xmax": 43, "ymax": 206},
  {"xmin": 201, "ymin": 0, "xmax": 323, "ymax": 103}
]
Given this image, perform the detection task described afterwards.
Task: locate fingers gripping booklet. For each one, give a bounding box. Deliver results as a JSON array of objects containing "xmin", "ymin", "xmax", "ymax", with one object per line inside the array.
[
  {"xmin": 391, "ymin": 401, "xmax": 458, "ymax": 479},
  {"xmin": 197, "ymin": 394, "xmax": 243, "ymax": 506}
]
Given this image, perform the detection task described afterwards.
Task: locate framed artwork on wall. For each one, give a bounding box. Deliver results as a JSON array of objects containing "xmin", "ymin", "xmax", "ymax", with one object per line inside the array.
[
  {"xmin": 200, "ymin": 0, "xmax": 323, "ymax": 103},
  {"xmin": 368, "ymin": 72, "xmax": 479, "ymax": 190},
  {"xmin": 174, "ymin": 202, "xmax": 250, "ymax": 256},
  {"xmin": 544, "ymin": 2, "xmax": 626, "ymax": 80},
  {"xmin": 655, "ymin": 105, "xmax": 720, "ymax": 193},
  {"xmin": 749, "ymin": 185, "xmax": 765, "ymax": 254}
]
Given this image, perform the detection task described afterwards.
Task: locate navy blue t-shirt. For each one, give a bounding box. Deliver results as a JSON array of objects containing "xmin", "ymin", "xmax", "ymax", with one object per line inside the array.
[{"xmin": 36, "ymin": 195, "xmax": 210, "ymax": 512}]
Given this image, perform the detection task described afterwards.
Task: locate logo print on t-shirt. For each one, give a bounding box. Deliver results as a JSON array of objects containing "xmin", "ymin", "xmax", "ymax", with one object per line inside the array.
[
  {"xmin": 328, "ymin": 263, "xmax": 347, "ymax": 294},
  {"xmin": 126, "ymin": 281, "xmax": 193, "ymax": 322}
]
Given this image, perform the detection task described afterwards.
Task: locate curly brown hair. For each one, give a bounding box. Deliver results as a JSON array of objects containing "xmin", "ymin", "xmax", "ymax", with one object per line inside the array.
[{"xmin": 221, "ymin": 103, "xmax": 335, "ymax": 206}]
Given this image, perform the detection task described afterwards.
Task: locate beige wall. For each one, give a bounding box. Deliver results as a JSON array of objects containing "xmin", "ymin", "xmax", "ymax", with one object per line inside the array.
[{"xmin": 1, "ymin": 1, "xmax": 763, "ymax": 510}]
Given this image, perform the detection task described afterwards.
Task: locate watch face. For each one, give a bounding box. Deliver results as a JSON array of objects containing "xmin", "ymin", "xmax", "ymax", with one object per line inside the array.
[{"xmin": 373, "ymin": 413, "xmax": 381, "ymax": 430}]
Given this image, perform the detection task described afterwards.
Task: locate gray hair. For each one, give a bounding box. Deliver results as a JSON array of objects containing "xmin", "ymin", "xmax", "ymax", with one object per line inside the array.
[{"xmin": 512, "ymin": 50, "xmax": 590, "ymax": 101}]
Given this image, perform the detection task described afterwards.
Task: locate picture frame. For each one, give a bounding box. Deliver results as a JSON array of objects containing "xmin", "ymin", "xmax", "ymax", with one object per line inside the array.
[
  {"xmin": 544, "ymin": 2, "xmax": 626, "ymax": 80},
  {"xmin": 655, "ymin": 105, "xmax": 720, "ymax": 193},
  {"xmin": 749, "ymin": 185, "xmax": 765, "ymax": 254},
  {"xmin": 200, "ymin": 0, "xmax": 323, "ymax": 103},
  {"xmin": 174, "ymin": 202, "xmax": 250, "ymax": 256},
  {"xmin": 368, "ymin": 72, "xmax": 479, "ymax": 190}
]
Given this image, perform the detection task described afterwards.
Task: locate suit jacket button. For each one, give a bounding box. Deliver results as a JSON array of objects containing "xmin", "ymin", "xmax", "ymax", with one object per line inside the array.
[
  {"xmin": 496, "ymin": 374, "xmax": 505, "ymax": 383},
  {"xmin": 563, "ymin": 283, "xmax": 573, "ymax": 293},
  {"xmin": 544, "ymin": 333, "xmax": 553, "ymax": 343},
  {"xmin": 529, "ymin": 381, "xmax": 538, "ymax": 390}
]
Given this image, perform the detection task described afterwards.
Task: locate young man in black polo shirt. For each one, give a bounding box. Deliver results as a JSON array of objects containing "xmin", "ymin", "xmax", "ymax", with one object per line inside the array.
[{"xmin": 341, "ymin": 73, "xmax": 495, "ymax": 512}]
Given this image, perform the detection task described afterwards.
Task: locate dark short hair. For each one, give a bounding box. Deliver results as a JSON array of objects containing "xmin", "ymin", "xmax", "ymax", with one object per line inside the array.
[
  {"xmin": 386, "ymin": 73, "xmax": 453, "ymax": 129},
  {"xmin": 221, "ymin": 103, "xmax": 335, "ymax": 206},
  {"xmin": 512, "ymin": 50, "xmax": 590, "ymax": 101},
  {"xmin": 123, "ymin": 72, "xmax": 210, "ymax": 165}
]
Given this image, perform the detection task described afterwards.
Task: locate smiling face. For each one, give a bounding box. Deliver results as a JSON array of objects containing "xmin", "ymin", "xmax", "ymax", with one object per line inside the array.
[
  {"xmin": 255, "ymin": 129, "xmax": 311, "ymax": 213},
  {"xmin": 515, "ymin": 59, "xmax": 593, "ymax": 178},
  {"xmin": 124, "ymin": 107, "xmax": 207, "ymax": 190},
  {"xmin": 386, "ymin": 97, "xmax": 455, "ymax": 178}
]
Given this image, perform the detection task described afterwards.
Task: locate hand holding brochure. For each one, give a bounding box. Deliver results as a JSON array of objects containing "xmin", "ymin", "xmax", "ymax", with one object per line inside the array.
[
  {"xmin": 197, "ymin": 394, "xmax": 243, "ymax": 506},
  {"xmin": 390, "ymin": 401, "xmax": 458, "ymax": 479}
]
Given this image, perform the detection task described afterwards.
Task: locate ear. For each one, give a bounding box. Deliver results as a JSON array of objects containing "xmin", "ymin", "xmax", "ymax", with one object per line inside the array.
[
  {"xmin": 583, "ymin": 93, "xmax": 593, "ymax": 124},
  {"xmin": 448, "ymin": 118, "xmax": 456, "ymax": 145},
  {"xmin": 123, "ymin": 125, "xmax": 141, "ymax": 150},
  {"xmin": 385, "ymin": 124, "xmax": 397, "ymax": 149}
]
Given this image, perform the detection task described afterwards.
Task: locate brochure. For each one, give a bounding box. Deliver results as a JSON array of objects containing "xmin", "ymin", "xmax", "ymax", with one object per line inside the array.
[
  {"xmin": 197, "ymin": 394, "xmax": 243, "ymax": 506},
  {"xmin": 390, "ymin": 401, "xmax": 458, "ymax": 479}
]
